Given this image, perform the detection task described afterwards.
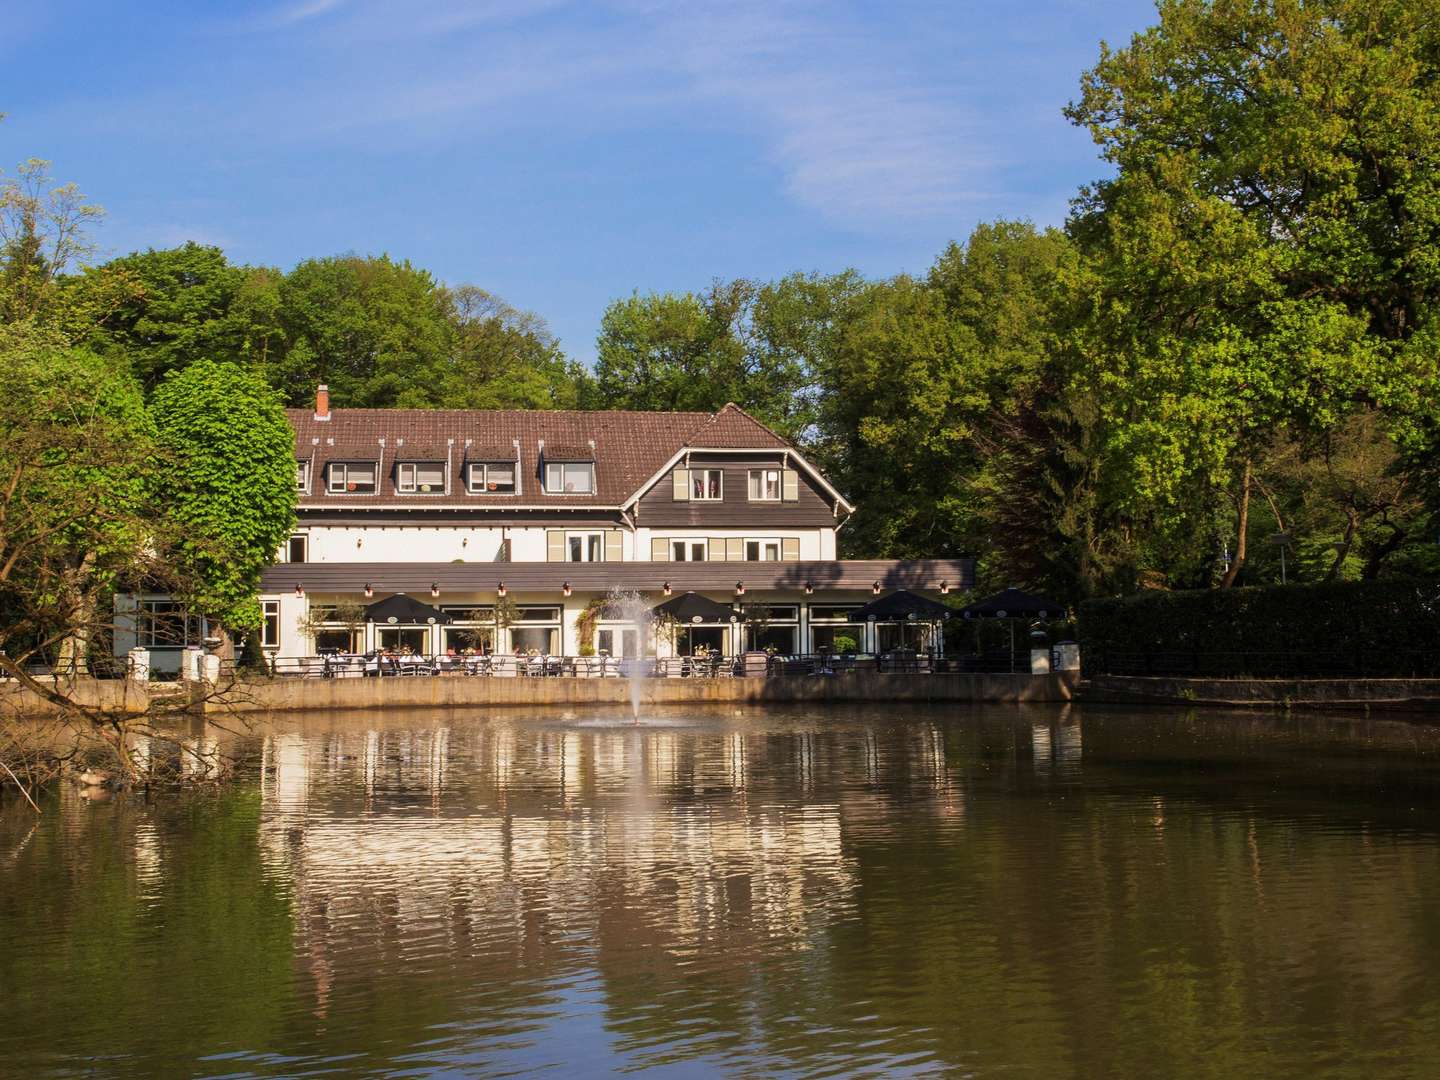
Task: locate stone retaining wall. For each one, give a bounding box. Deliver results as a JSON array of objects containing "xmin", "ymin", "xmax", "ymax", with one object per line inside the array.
[
  {"xmin": 1082, "ymin": 674, "xmax": 1440, "ymax": 712},
  {"xmin": 208, "ymin": 670, "xmax": 1080, "ymax": 713}
]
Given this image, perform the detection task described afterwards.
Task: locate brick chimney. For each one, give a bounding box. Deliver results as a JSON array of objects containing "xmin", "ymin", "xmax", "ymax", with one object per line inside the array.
[{"xmin": 314, "ymin": 384, "xmax": 330, "ymax": 421}]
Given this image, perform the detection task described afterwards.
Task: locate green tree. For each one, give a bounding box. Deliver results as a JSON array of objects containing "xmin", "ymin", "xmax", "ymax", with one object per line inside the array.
[
  {"xmin": 1065, "ymin": 0, "xmax": 1440, "ymax": 587},
  {"xmin": 0, "ymin": 323, "xmax": 155, "ymax": 678},
  {"xmin": 812, "ymin": 223, "xmax": 1073, "ymax": 565},
  {"xmin": 273, "ymin": 254, "xmax": 453, "ymax": 408},
  {"xmin": 0, "ymin": 157, "xmax": 105, "ymax": 324},
  {"xmin": 149, "ymin": 360, "xmax": 296, "ymax": 638},
  {"xmin": 82, "ymin": 243, "xmax": 285, "ymax": 389},
  {"xmin": 592, "ymin": 279, "xmax": 823, "ymax": 441},
  {"xmin": 439, "ymin": 284, "xmax": 591, "ymax": 409}
]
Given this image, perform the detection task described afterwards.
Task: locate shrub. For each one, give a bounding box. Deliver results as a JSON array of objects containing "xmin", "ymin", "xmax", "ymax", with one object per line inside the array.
[{"xmin": 1079, "ymin": 579, "xmax": 1440, "ymax": 678}]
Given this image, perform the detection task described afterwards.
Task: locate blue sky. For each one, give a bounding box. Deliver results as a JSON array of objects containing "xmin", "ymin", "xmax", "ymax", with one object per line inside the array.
[{"xmin": 2, "ymin": 0, "xmax": 1158, "ymax": 363}]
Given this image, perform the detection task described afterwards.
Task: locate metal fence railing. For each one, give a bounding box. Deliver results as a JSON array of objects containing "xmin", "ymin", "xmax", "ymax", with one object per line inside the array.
[{"xmin": 241, "ymin": 651, "xmax": 1047, "ymax": 680}]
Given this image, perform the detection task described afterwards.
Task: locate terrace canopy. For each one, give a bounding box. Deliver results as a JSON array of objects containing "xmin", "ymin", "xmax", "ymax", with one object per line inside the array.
[
  {"xmin": 848, "ymin": 589, "xmax": 952, "ymax": 623},
  {"xmin": 651, "ymin": 592, "xmax": 736, "ymax": 624},
  {"xmin": 363, "ymin": 594, "xmax": 453, "ymax": 625},
  {"xmin": 959, "ymin": 587, "xmax": 1066, "ymax": 671},
  {"xmin": 959, "ymin": 588, "xmax": 1065, "ymax": 620}
]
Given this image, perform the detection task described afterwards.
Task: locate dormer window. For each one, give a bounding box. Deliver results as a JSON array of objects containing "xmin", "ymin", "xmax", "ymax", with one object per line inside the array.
[
  {"xmin": 396, "ymin": 462, "xmax": 444, "ymax": 493},
  {"xmin": 544, "ymin": 462, "xmax": 594, "ymax": 494},
  {"xmin": 691, "ymin": 469, "xmax": 723, "ymax": 500},
  {"xmin": 327, "ymin": 462, "xmax": 377, "ymax": 494},
  {"xmin": 468, "ymin": 462, "xmax": 516, "ymax": 494},
  {"xmin": 296, "ymin": 461, "xmax": 310, "ymax": 492}
]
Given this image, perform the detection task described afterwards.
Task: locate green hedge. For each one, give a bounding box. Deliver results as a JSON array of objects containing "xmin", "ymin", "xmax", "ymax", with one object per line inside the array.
[{"xmin": 1079, "ymin": 579, "xmax": 1440, "ymax": 678}]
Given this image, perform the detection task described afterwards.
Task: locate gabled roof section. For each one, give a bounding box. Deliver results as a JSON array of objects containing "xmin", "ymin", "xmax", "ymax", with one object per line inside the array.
[
  {"xmin": 286, "ymin": 403, "xmax": 848, "ymax": 511},
  {"xmin": 683, "ymin": 402, "xmax": 789, "ymax": 449}
]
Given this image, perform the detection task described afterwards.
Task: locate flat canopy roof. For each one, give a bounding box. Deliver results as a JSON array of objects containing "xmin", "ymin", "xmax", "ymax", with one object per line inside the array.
[{"xmin": 261, "ymin": 558, "xmax": 975, "ymax": 596}]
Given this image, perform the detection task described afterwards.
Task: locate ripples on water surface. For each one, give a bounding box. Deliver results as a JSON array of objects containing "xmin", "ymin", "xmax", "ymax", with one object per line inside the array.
[{"xmin": 4, "ymin": 704, "xmax": 1440, "ymax": 1078}]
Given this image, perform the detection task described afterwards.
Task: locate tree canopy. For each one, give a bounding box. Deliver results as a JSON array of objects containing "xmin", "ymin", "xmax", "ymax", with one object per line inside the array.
[{"xmin": 149, "ymin": 360, "xmax": 297, "ymax": 633}]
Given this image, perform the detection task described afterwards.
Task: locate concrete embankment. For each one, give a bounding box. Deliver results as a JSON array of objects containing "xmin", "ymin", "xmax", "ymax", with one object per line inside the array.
[
  {"xmin": 209, "ymin": 670, "xmax": 1080, "ymax": 713},
  {"xmin": 1081, "ymin": 674, "xmax": 1440, "ymax": 713},
  {"xmin": 0, "ymin": 677, "xmax": 158, "ymax": 718}
]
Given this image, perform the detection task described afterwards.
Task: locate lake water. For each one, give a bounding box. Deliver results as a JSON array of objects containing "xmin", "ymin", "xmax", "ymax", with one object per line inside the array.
[{"xmin": 4, "ymin": 703, "xmax": 1440, "ymax": 1078}]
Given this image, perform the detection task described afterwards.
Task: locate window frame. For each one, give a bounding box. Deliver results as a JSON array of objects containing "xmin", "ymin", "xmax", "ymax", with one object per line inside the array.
[
  {"xmin": 396, "ymin": 461, "xmax": 446, "ymax": 494},
  {"xmin": 328, "ymin": 461, "xmax": 378, "ymax": 494},
  {"xmin": 691, "ymin": 468, "xmax": 724, "ymax": 501},
  {"xmin": 261, "ymin": 600, "xmax": 280, "ymax": 649},
  {"xmin": 467, "ymin": 462, "xmax": 517, "ymax": 495},
  {"xmin": 747, "ymin": 468, "xmax": 781, "ymax": 502},
  {"xmin": 671, "ymin": 540, "xmax": 707, "ymax": 562},
  {"xmin": 544, "ymin": 461, "xmax": 595, "ymax": 495},
  {"xmin": 285, "ymin": 534, "xmax": 308, "ymax": 564},
  {"xmin": 745, "ymin": 539, "xmax": 782, "ymax": 562},
  {"xmin": 566, "ymin": 531, "xmax": 605, "ymax": 562},
  {"xmin": 296, "ymin": 461, "xmax": 310, "ymax": 492}
]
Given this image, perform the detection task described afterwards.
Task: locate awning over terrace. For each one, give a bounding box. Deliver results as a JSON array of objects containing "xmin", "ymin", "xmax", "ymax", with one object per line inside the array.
[
  {"xmin": 262, "ymin": 559, "xmax": 977, "ymax": 596},
  {"xmin": 651, "ymin": 592, "xmax": 736, "ymax": 623},
  {"xmin": 959, "ymin": 587, "xmax": 1065, "ymax": 620},
  {"xmin": 848, "ymin": 589, "xmax": 952, "ymax": 623},
  {"xmin": 362, "ymin": 594, "xmax": 453, "ymax": 625}
]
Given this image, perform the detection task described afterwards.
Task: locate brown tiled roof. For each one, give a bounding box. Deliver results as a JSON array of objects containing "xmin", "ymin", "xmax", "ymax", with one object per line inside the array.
[
  {"xmin": 290, "ymin": 406, "xmax": 794, "ymax": 508},
  {"xmin": 683, "ymin": 403, "xmax": 790, "ymax": 449}
]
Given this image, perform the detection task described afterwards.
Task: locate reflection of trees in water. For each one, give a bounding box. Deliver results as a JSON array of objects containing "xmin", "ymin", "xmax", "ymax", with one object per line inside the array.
[{"xmin": 6, "ymin": 708, "xmax": 1440, "ymax": 1075}]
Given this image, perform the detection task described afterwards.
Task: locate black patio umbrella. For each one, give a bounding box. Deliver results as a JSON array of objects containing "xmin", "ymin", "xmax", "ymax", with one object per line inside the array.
[
  {"xmin": 959, "ymin": 587, "xmax": 1065, "ymax": 621},
  {"xmin": 363, "ymin": 593, "xmax": 453, "ymax": 625},
  {"xmin": 651, "ymin": 591, "xmax": 736, "ymax": 624},
  {"xmin": 847, "ymin": 589, "xmax": 952, "ymax": 623},
  {"xmin": 959, "ymin": 587, "xmax": 1066, "ymax": 671}
]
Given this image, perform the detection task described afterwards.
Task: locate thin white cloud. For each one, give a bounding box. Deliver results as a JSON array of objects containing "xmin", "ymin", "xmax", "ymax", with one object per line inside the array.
[{"xmin": 269, "ymin": 0, "xmax": 347, "ymax": 25}]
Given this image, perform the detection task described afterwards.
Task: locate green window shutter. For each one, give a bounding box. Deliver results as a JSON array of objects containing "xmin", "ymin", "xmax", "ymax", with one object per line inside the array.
[
  {"xmin": 651, "ymin": 537, "xmax": 669, "ymax": 561},
  {"xmin": 672, "ymin": 469, "xmax": 690, "ymax": 501},
  {"xmin": 725, "ymin": 538, "xmax": 744, "ymax": 562},
  {"xmin": 546, "ymin": 530, "xmax": 565, "ymax": 562},
  {"xmin": 782, "ymin": 469, "xmax": 799, "ymax": 501},
  {"xmin": 605, "ymin": 530, "xmax": 623, "ymax": 562},
  {"xmin": 708, "ymin": 538, "xmax": 725, "ymax": 562},
  {"xmin": 782, "ymin": 537, "xmax": 800, "ymax": 562}
]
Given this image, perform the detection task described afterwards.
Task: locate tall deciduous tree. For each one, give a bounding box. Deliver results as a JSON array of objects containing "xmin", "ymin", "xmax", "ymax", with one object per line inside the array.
[
  {"xmin": 439, "ymin": 284, "xmax": 591, "ymax": 409},
  {"xmin": 82, "ymin": 243, "xmax": 285, "ymax": 390},
  {"xmin": 591, "ymin": 279, "xmax": 826, "ymax": 441},
  {"xmin": 1065, "ymin": 0, "xmax": 1440, "ymax": 586},
  {"xmin": 273, "ymin": 254, "xmax": 453, "ymax": 408},
  {"xmin": 149, "ymin": 360, "xmax": 296, "ymax": 639}
]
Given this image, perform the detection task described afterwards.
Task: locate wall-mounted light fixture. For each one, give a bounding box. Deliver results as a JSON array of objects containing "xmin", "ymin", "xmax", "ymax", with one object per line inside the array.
[
  {"xmin": 663, "ymin": 581, "xmax": 673, "ymax": 596},
  {"xmin": 804, "ymin": 581, "xmax": 814, "ymax": 595},
  {"xmin": 295, "ymin": 584, "xmax": 304, "ymax": 597},
  {"xmin": 430, "ymin": 582, "xmax": 440, "ymax": 598},
  {"xmin": 872, "ymin": 581, "xmax": 882, "ymax": 595},
  {"xmin": 364, "ymin": 583, "xmax": 374, "ymax": 598},
  {"xmin": 497, "ymin": 582, "xmax": 507, "ymax": 597},
  {"xmin": 735, "ymin": 581, "xmax": 746, "ymax": 596},
  {"xmin": 562, "ymin": 581, "xmax": 572, "ymax": 597},
  {"xmin": 939, "ymin": 580, "xmax": 950, "ymax": 594}
]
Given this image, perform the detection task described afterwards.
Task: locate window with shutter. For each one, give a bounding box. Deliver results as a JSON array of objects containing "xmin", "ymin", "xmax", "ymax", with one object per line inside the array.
[
  {"xmin": 708, "ymin": 538, "xmax": 725, "ymax": 562},
  {"xmin": 672, "ymin": 469, "xmax": 690, "ymax": 501},
  {"xmin": 605, "ymin": 530, "xmax": 623, "ymax": 562},
  {"xmin": 546, "ymin": 530, "xmax": 565, "ymax": 562},
  {"xmin": 782, "ymin": 537, "xmax": 800, "ymax": 561},
  {"xmin": 725, "ymin": 538, "xmax": 744, "ymax": 561},
  {"xmin": 651, "ymin": 537, "xmax": 669, "ymax": 561}
]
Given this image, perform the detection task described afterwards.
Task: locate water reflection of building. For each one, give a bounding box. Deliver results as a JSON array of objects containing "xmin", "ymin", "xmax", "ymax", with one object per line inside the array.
[{"xmin": 253, "ymin": 723, "xmax": 877, "ymax": 991}]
